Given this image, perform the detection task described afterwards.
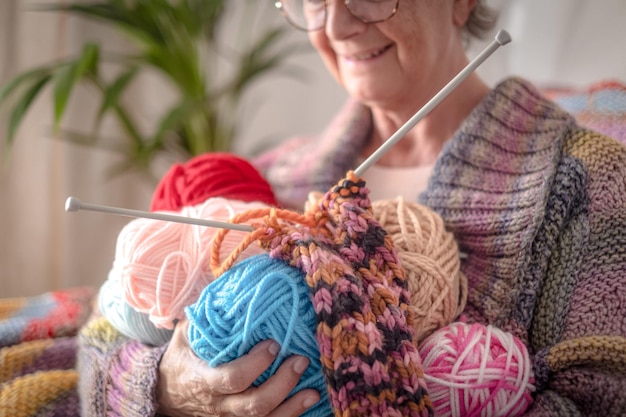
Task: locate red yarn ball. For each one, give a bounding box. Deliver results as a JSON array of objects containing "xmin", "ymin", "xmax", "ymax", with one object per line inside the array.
[{"xmin": 151, "ymin": 152, "xmax": 279, "ymax": 211}]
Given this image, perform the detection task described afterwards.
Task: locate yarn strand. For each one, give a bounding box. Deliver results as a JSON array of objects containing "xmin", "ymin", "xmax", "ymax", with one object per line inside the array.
[{"xmin": 210, "ymin": 207, "xmax": 322, "ymax": 277}]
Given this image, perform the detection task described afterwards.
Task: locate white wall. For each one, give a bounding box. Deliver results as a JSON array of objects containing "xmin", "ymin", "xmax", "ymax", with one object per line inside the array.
[{"xmin": 471, "ymin": 0, "xmax": 626, "ymax": 88}]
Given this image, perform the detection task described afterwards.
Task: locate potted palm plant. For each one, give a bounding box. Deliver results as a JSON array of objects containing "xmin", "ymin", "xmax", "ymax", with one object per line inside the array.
[{"xmin": 0, "ymin": 0, "xmax": 303, "ymax": 178}]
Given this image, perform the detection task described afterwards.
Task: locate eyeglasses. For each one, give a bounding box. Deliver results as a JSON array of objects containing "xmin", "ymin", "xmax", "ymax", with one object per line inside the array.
[{"xmin": 275, "ymin": 0, "xmax": 400, "ymax": 32}]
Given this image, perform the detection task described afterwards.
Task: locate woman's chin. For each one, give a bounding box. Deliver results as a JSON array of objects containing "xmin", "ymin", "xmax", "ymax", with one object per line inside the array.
[{"xmin": 344, "ymin": 81, "xmax": 396, "ymax": 106}]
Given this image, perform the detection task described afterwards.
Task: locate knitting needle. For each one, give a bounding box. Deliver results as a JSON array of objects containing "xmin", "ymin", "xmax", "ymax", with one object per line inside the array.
[
  {"xmin": 64, "ymin": 196, "xmax": 254, "ymax": 232},
  {"xmin": 353, "ymin": 29, "xmax": 511, "ymax": 177}
]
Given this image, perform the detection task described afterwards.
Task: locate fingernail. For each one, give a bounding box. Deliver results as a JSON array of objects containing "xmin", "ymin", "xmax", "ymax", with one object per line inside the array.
[
  {"xmin": 250, "ymin": 340, "xmax": 279, "ymax": 355},
  {"xmin": 293, "ymin": 357, "xmax": 309, "ymax": 374},
  {"xmin": 268, "ymin": 341, "xmax": 280, "ymax": 356},
  {"xmin": 302, "ymin": 395, "xmax": 318, "ymax": 408}
]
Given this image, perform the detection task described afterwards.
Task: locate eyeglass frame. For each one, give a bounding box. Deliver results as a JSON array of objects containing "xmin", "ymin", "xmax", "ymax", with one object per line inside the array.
[{"xmin": 275, "ymin": 0, "xmax": 401, "ymax": 32}]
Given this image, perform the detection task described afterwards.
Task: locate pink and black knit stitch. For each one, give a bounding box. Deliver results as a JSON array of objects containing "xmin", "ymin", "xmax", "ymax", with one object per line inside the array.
[{"xmin": 212, "ymin": 171, "xmax": 432, "ymax": 417}]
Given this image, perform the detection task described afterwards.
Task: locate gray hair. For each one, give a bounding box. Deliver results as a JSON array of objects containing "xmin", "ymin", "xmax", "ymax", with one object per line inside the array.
[{"xmin": 464, "ymin": 0, "xmax": 499, "ymax": 41}]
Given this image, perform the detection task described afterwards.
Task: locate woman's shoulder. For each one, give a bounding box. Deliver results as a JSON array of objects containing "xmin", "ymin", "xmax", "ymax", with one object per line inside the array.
[
  {"xmin": 253, "ymin": 99, "xmax": 371, "ymax": 169},
  {"xmin": 446, "ymin": 76, "xmax": 576, "ymax": 165},
  {"xmin": 488, "ymin": 76, "xmax": 575, "ymax": 125},
  {"xmin": 490, "ymin": 77, "xmax": 626, "ymax": 146},
  {"xmin": 251, "ymin": 99, "xmax": 372, "ymax": 209},
  {"xmin": 252, "ymin": 135, "xmax": 315, "ymax": 174}
]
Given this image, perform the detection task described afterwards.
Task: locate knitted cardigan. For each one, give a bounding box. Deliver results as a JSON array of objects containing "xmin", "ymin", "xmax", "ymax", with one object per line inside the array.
[{"xmin": 75, "ymin": 77, "xmax": 626, "ymax": 416}]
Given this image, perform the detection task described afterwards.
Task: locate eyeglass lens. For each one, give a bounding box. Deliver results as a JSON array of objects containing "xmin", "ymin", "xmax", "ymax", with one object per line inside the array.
[{"xmin": 277, "ymin": 0, "xmax": 398, "ymax": 31}]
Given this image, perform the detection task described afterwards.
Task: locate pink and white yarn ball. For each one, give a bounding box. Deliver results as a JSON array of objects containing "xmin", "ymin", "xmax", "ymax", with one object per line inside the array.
[{"xmin": 418, "ymin": 321, "xmax": 535, "ymax": 417}]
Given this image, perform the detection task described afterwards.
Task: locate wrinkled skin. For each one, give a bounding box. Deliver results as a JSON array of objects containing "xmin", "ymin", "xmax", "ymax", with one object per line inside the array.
[{"xmin": 157, "ymin": 318, "xmax": 320, "ymax": 417}]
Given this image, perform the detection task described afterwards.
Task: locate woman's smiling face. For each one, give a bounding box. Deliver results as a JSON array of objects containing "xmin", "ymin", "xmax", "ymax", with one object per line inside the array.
[{"xmin": 308, "ymin": 0, "xmax": 475, "ymax": 109}]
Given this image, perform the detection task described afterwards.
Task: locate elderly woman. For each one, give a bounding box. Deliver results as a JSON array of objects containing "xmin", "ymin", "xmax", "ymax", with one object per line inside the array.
[{"xmin": 77, "ymin": 0, "xmax": 626, "ymax": 416}]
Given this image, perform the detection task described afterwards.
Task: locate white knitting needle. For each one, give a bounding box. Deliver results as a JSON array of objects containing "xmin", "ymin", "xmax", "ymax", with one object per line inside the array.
[
  {"xmin": 64, "ymin": 30, "xmax": 511, "ymax": 230},
  {"xmin": 354, "ymin": 29, "xmax": 511, "ymax": 176},
  {"xmin": 65, "ymin": 196, "xmax": 254, "ymax": 232}
]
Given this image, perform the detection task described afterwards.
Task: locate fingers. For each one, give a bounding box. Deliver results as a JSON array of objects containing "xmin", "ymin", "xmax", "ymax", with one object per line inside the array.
[
  {"xmin": 161, "ymin": 324, "xmax": 321, "ymax": 417},
  {"xmin": 207, "ymin": 339, "xmax": 282, "ymax": 395},
  {"xmin": 168, "ymin": 320, "xmax": 279, "ymax": 395},
  {"xmin": 270, "ymin": 389, "xmax": 320, "ymax": 417},
  {"xmin": 258, "ymin": 356, "xmax": 320, "ymax": 417},
  {"xmin": 219, "ymin": 355, "xmax": 320, "ymax": 417}
]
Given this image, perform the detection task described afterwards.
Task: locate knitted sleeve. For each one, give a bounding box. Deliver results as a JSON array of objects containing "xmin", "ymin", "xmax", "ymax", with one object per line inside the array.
[
  {"xmin": 77, "ymin": 317, "xmax": 167, "ymax": 417},
  {"xmin": 523, "ymin": 130, "xmax": 626, "ymax": 416}
]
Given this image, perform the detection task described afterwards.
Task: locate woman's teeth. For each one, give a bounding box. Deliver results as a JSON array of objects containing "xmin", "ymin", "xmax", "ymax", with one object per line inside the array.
[{"xmin": 350, "ymin": 45, "xmax": 391, "ymax": 61}]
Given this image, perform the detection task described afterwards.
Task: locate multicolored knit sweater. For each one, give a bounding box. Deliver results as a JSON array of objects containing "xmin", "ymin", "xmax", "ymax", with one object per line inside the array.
[{"xmin": 73, "ymin": 77, "xmax": 626, "ymax": 416}]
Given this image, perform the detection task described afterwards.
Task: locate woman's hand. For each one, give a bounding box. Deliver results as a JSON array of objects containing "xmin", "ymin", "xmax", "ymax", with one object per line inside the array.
[{"xmin": 157, "ymin": 317, "xmax": 320, "ymax": 417}]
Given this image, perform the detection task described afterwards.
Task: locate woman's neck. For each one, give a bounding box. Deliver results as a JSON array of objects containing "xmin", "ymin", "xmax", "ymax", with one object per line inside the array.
[{"xmin": 362, "ymin": 73, "xmax": 490, "ymax": 167}]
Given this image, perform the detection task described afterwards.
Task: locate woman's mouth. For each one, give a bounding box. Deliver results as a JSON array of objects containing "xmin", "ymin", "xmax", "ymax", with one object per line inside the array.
[{"xmin": 345, "ymin": 44, "xmax": 393, "ymax": 62}]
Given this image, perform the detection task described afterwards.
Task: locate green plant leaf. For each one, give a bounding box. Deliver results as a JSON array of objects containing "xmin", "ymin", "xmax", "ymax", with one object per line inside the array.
[
  {"xmin": 0, "ymin": 67, "xmax": 50, "ymax": 104},
  {"xmin": 77, "ymin": 43, "xmax": 100, "ymax": 76},
  {"xmin": 7, "ymin": 74, "xmax": 52, "ymax": 146},
  {"xmin": 151, "ymin": 100, "xmax": 193, "ymax": 149},
  {"xmin": 52, "ymin": 65, "xmax": 76, "ymax": 124},
  {"xmin": 185, "ymin": 0, "xmax": 225, "ymax": 38},
  {"xmin": 229, "ymin": 27, "xmax": 297, "ymax": 99},
  {"xmin": 52, "ymin": 127, "xmax": 124, "ymax": 152},
  {"xmin": 52, "ymin": 43, "xmax": 100, "ymax": 127},
  {"xmin": 96, "ymin": 66, "xmax": 138, "ymax": 122}
]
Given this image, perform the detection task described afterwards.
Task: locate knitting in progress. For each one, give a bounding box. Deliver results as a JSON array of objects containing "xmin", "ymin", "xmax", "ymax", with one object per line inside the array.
[
  {"xmin": 304, "ymin": 191, "xmax": 469, "ymax": 343},
  {"xmin": 204, "ymin": 170, "xmax": 433, "ymax": 416},
  {"xmin": 102, "ymin": 150, "xmax": 529, "ymax": 416},
  {"xmin": 86, "ymin": 148, "xmax": 536, "ymax": 415},
  {"xmin": 188, "ymin": 170, "xmax": 536, "ymax": 416},
  {"xmin": 102, "ymin": 152, "xmax": 470, "ymax": 351}
]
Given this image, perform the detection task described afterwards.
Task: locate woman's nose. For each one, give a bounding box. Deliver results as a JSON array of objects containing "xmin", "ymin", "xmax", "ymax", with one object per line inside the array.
[{"xmin": 325, "ymin": 0, "xmax": 367, "ymax": 39}]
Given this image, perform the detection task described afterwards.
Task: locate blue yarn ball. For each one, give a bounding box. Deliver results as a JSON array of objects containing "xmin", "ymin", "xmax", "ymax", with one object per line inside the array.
[
  {"xmin": 185, "ymin": 254, "xmax": 331, "ymax": 416},
  {"xmin": 98, "ymin": 270, "xmax": 173, "ymax": 346}
]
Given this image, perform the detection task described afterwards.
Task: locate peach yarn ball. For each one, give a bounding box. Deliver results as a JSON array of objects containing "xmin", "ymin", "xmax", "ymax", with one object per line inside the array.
[
  {"xmin": 371, "ymin": 197, "xmax": 467, "ymax": 342},
  {"xmin": 112, "ymin": 197, "xmax": 270, "ymax": 329}
]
